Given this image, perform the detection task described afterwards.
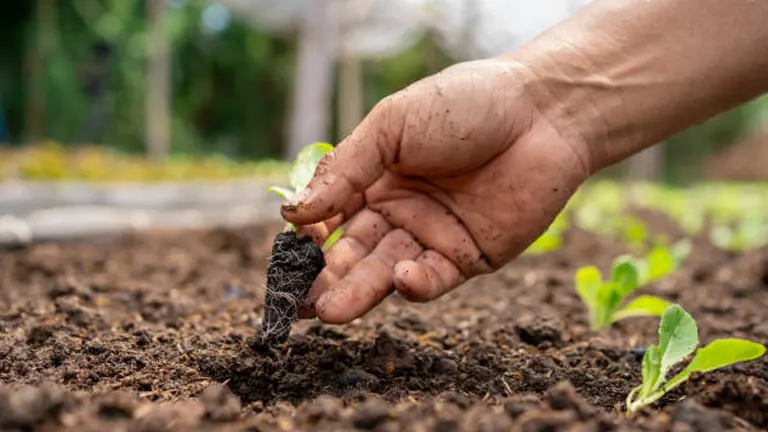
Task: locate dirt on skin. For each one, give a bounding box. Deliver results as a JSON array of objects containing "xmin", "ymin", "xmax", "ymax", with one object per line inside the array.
[{"xmin": 0, "ymin": 215, "xmax": 765, "ymax": 431}]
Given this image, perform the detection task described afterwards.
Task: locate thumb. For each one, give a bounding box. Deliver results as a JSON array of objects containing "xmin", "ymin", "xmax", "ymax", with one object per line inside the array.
[{"xmin": 281, "ymin": 97, "xmax": 404, "ymax": 226}]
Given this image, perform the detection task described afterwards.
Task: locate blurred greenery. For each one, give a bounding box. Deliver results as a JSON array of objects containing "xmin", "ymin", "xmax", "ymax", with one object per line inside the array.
[{"xmin": 0, "ymin": 0, "xmax": 765, "ymax": 182}]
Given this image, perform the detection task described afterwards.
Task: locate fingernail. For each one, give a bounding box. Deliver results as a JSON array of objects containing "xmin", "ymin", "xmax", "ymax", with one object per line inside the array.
[{"xmin": 284, "ymin": 188, "xmax": 312, "ymax": 209}]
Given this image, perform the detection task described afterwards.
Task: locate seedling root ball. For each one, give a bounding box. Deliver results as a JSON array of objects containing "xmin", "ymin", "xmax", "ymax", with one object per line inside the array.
[{"xmin": 260, "ymin": 231, "xmax": 325, "ymax": 345}]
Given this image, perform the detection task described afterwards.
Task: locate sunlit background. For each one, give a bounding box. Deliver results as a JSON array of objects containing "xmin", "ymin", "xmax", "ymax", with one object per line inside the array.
[{"xmin": 0, "ymin": 0, "xmax": 766, "ymax": 246}]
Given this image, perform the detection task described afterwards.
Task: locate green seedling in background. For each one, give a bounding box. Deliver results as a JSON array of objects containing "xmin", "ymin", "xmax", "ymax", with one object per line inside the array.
[
  {"xmin": 268, "ymin": 142, "xmax": 344, "ymax": 250},
  {"xmin": 626, "ymin": 304, "xmax": 765, "ymax": 413},
  {"xmin": 617, "ymin": 239, "xmax": 692, "ymax": 286},
  {"xmin": 576, "ymin": 259, "xmax": 671, "ymax": 330},
  {"xmin": 525, "ymin": 211, "xmax": 569, "ymax": 255}
]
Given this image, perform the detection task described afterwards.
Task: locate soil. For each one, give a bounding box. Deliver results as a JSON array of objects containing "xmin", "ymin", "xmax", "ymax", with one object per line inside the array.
[
  {"xmin": 0, "ymin": 215, "xmax": 765, "ymax": 431},
  {"xmin": 260, "ymin": 231, "xmax": 325, "ymax": 346}
]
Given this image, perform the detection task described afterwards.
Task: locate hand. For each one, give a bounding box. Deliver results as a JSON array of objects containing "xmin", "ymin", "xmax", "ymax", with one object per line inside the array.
[{"xmin": 281, "ymin": 58, "xmax": 593, "ymax": 324}]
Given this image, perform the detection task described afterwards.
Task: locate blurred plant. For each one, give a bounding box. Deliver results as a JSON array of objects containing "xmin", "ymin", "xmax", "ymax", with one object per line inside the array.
[{"xmin": 575, "ymin": 259, "xmax": 672, "ymax": 330}]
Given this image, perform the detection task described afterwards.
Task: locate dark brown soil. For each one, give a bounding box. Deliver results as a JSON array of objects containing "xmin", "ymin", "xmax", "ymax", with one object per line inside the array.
[
  {"xmin": 0, "ymin": 216, "xmax": 765, "ymax": 431},
  {"xmin": 260, "ymin": 230, "xmax": 325, "ymax": 346}
]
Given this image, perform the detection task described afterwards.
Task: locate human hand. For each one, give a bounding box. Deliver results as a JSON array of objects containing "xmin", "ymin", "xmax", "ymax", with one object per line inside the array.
[{"xmin": 281, "ymin": 58, "xmax": 593, "ymax": 324}]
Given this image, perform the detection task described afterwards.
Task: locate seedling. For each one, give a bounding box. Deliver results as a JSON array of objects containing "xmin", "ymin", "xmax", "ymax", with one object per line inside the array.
[
  {"xmin": 626, "ymin": 304, "xmax": 765, "ymax": 413},
  {"xmin": 259, "ymin": 143, "xmax": 342, "ymax": 346},
  {"xmin": 617, "ymin": 239, "xmax": 691, "ymax": 286},
  {"xmin": 575, "ymin": 258, "xmax": 671, "ymax": 330},
  {"xmin": 267, "ymin": 142, "xmax": 344, "ymax": 251}
]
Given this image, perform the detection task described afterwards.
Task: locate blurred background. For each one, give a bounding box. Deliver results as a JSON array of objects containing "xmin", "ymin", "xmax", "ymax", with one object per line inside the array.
[{"xmin": 0, "ymin": 0, "xmax": 766, "ymax": 243}]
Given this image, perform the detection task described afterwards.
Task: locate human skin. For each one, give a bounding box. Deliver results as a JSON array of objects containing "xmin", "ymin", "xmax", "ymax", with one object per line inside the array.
[{"xmin": 280, "ymin": 0, "xmax": 768, "ymax": 324}]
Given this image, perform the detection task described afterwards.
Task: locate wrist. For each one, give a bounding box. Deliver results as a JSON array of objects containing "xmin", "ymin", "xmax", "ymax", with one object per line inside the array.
[{"xmin": 496, "ymin": 38, "xmax": 638, "ymax": 174}]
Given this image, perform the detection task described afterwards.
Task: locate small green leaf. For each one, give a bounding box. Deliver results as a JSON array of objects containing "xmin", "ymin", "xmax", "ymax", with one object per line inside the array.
[
  {"xmin": 575, "ymin": 266, "xmax": 602, "ymax": 309},
  {"xmin": 323, "ymin": 227, "xmax": 344, "ymax": 251},
  {"xmin": 646, "ymin": 244, "xmax": 675, "ymax": 283},
  {"xmin": 641, "ymin": 345, "xmax": 662, "ymax": 397},
  {"xmin": 658, "ymin": 305, "xmax": 699, "ymax": 377},
  {"xmin": 665, "ymin": 339, "xmax": 766, "ymax": 391},
  {"xmin": 670, "ymin": 239, "xmax": 692, "ymax": 266},
  {"xmin": 611, "ymin": 295, "xmax": 672, "ymax": 322},
  {"xmin": 289, "ymin": 142, "xmax": 335, "ymax": 191},
  {"xmin": 611, "ymin": 259, "xmax": 639, "ymax": 297},
  {"xmin": 267, "ymin": 185, "xmax": 295, "ymax": 200},
  {"xmin": 525, "ymin": 231, "xmax": 562, "ymax": 254},
  {"xmin": 595, "ymin": 282, "xmax": 622, "ymax": 328}
]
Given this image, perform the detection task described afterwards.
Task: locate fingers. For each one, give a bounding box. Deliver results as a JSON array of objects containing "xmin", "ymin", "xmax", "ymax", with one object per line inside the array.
[
  {"xmin": 314, "ymin": 228, "xmax": 422, "ymax": 324},
  {"xmin": 280, "ymin": 98, "xmax": 404, "ymax": 226},
  {"xmin": 393, "ymin": 250, "xmax": 465, "ymax": 302},
  {"xmin": 366, "ymin": 184, "xmax": 494, "ymax": 278},
  {"xmin": 297, "ymin": 209, "xmax": 393, "ymax": 319}
]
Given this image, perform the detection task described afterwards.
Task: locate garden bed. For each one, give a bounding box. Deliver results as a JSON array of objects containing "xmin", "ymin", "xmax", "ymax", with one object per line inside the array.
[{"xmin": 0, "ymin": 215, "xmax": 765, "ymax": 431}]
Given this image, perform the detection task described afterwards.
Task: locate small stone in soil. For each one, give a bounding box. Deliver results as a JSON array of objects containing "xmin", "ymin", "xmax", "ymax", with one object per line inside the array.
[
  {"xmin": 260, "ymin": 231, "xmax": 325, "ymax": 346},
  {"xmin": 515, "ymin": 314, "xmax": 564, "ymax": 347}
]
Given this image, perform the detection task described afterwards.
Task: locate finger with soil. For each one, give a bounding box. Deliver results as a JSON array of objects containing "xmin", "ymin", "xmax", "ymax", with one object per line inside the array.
[
  {"xmin": 394, "ymin": 249, "xmax": 465, "ymax": 302},
  {"xmin": 315, "ymin": 228, "xmax": 422, "ymax": 324},
  {"xmin": 298, "ymin": 209, "xmax": 394, "ymax": 319}
]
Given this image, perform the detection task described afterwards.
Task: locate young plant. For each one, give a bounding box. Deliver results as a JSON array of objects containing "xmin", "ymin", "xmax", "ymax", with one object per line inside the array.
[
  {"xmin": 575, "ymin": 258, "xmax": 671, "ymax": 330},
  {"xmin": 267, "ymin": 142, "xmax": 344, "ymax": 250},
  {"xmin": 626, "ymin": 304, "xmax": 765, "ymax": 413},
  {"xmin": 619, "ymin": 239, "xmax": 691, "ymax": 286},
  {"xmin": 259, "ymin": 143, "xmax": 342, "ymax": 346}
]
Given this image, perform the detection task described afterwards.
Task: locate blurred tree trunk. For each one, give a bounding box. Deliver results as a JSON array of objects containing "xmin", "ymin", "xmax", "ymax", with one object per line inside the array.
[
  {"xmin": 287, "ymin": 0, "xmax": 335, "ymax": 160},
  {"xmin": 146, "ymin": 0, "xmax": 170, "ymax": 161},
  {"xmin": 627, "ymin": 143, "xmax": 663, "ymax": 181},
  {"xmin": 25, "ymin": 0, "xmax": 57, "ymax": 143}
]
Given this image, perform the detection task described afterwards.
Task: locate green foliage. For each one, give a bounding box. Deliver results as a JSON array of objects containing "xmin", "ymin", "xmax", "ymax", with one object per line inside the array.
[
  {"xmin": 268, "ymin": 142, "xmax": 338, "ymax": 235},
  {"xmin": 612, "ymin": 239, "xmax": 690, "ymax": 287},
  {"xmin": 626, "ymin": 304, "xmax": 765, "ymax": 413},
  {"xmin": 524, "ymin": 211, "xmax": 568, "ymax": 255},
  {"xmin": 268, "ymin": 142, "xmax": 333, "ymax": 201},
  {"xmin": 575, "ymin": 259, "xmax": 672, "ymax": 330}
]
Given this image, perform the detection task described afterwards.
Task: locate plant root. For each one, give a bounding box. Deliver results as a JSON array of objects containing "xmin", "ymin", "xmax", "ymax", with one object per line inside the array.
[{"xmin": 259, "ymin": 231, "xmax": 325, "ymax": 347}]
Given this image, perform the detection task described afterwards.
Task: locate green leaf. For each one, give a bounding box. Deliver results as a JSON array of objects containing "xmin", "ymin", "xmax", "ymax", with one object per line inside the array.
[
  {"xmin": 641, "ymin": 345, "xmax": 662, "ymax": 397},
  {"xmin": 575, "ymin": 266, "xmax": 602, "ymax": 309},
  {"xmin": 611, "ymin": 259, "xmax": 639, "ymax": 297},
  {"xmin": 670, "ymin": 239, "xmax": 692, "ymax": 266},
  {"xmin": 323, "ymin": 227, "xmax": 345, "ymax": 251},
  {"xmin": 665, "ymin": 339, "xmax": 766, "ymax": 391},
  {"xmin": 658, "ymin": 305, "xmax": 699, "ymax": 377},
  {"xmin": 611, "ymin": 295, "xmax": 672, "ymax": 322},
  {"xmin": 267, "ymin": 185, "xmax": 295, "ymax": 200},
  {"xmin": 595, "ymin": 282, "xmax": 622, "ymax": 328},
  {"xmin": 289, "ymin": 142, "xmax": 335, "ymax": 191},
  {"xmin": 646, "ymin": 244, "xmax": 675, "ymax": 283}
]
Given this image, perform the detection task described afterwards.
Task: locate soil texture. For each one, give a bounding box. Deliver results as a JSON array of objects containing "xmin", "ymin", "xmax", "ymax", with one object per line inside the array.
[
  {"xmin": 260, "ymin": 231, "xmax": 325, "ymax": 346},
  {"xmin": 0, "ymin": 216, "xmax": 765, "ymax": 431}
]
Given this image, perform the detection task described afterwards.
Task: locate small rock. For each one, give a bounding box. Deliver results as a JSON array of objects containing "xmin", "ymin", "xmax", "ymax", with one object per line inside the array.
[
  {"xmin": 433, "ymin": 358, "xmax": 459, "ymax": 375},
  {"xmin": 200, "ymin": 384, "xmax": 241, "ymax": 422},
  {"xmin": 545, "ymin": 381, "xmax": 596, "ymax": 420},
  {"xmin": 515, "ymin": 314, "xmax": 563, "ymax": 347},
  {"xmin": 338, "ymin": 368, "xmax": 380, "ymax": 390},
  {"xmin": 26, "ymin": 325, "xmax": 55, "ymax": 346},
  {"xmin": 352, "ymin": 398, "xmax": 389, "ymax": 430}
]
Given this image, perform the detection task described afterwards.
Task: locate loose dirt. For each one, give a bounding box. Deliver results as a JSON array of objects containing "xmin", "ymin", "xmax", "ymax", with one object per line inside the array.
[{"xmin": 0, "ymin": 217, "xmax": 765, "ymax": 431}]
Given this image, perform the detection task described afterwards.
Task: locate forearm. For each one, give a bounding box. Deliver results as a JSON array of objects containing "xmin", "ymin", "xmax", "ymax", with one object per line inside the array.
[{"xmin": 501, "ymin": 0, "xmax": 768, "ymax": 172}]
